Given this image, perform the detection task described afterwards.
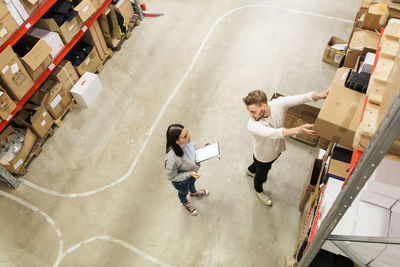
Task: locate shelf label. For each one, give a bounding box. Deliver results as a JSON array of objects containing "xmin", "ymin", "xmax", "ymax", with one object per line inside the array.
[
  {"xmin": 25, "ymin": 23, "xmax": 31, "ymax": 29},
  {"xmin": 14, "ymin": 159, "xmax": 23, "ymax": 170},
  {"xmin": 0, "ymin": 28, "xmax": 7, "ymax": 37},
  {"xmin": 50, "ymin": 94, "xmax": 62, "ymax": 109},
  {"xmin": 48, "ymin": 63, "xmax": 55, "ymax": 70},
  {"xmin": 82, "ymin": 25, "xmax": 88, "ymax": 32},
  {"xmin": 6, "ymin": 114, "xmax": 12, "ymax": 121}
]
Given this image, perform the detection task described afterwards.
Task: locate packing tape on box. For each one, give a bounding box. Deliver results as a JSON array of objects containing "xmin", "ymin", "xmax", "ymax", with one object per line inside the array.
[{"xmin": 56, "ymin": 65, "xmax": 75, "ymax": 87}]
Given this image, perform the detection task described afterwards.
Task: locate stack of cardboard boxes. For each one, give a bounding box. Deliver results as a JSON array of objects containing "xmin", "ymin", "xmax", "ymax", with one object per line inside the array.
[{"xmin": 0, "ymin": 0, "xmax": 136, "ymax": 177}]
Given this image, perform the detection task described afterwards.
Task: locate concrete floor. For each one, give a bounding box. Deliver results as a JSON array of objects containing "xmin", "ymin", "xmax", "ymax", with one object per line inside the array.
[{"xmin": 0, "ymin": 0, "xmax": 360, "ymax": 266}]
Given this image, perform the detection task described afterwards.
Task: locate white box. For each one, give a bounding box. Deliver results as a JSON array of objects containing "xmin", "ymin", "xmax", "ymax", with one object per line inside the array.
[
  {"xmin": 10, "ymin": 0, "xmax": 28, "ymax": 20},
  {"xmin": 371, "ymin": 245, "xmax": 400, "ymax": 267},
  {"xmin": 347, "ymin": 243, "xmax": 386, "ymax": 264},
  {"xmin": 360, "ymin": 52, "xmax": 375, "ymax": 74},
  {"xmin": 360, "ymin": 185, "xmax": 397, "ymax": 209},
  {"xmin": 70, "ymin": 72, "xmax": 103, "ymax": 108},
  {"xmin": 28, "ymin": 28, "xmax": 64, "ymax": 58},
  {"xmin": 319, "ymin": 178, "xmax": 344, "ymax": 223},
  {"xmin": 367, "ymin": 156, "xmax": 400, "ymax": 200},
  {"xmin": 392, "ymin": 201, "xmax": 400, "ymax": 213},
  {"xmin": 389, "ymin": 211, "xmax": 400, "ymax": 238},
  {"xmin": 4, "ymin": 0, "xmax": 23, "ymax": 26},
  {"xmin": 321, "ymin": 240, "xmax": 348, "ymax": 257}
]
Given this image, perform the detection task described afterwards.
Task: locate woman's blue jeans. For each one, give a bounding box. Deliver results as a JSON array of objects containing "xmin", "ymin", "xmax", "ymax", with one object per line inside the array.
[{"xmin": 171, "ymin": 177, "xmax": 197, "ymax": 204}]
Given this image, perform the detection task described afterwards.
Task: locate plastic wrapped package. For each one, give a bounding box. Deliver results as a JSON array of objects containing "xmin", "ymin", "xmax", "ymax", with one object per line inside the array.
[{"xmin": 0, "ymin": 128, "xmax": 26, "ymax": 165}]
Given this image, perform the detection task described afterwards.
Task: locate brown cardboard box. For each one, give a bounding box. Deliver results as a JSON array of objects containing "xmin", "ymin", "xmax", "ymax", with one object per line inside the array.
[
  {"xmin": 75, "ymin": 0, "xmax": 96, "ymax": 24},
  {"xmin": 114, "ymin": 0, "xmax": 134, "ymax": 24},
  {"xmin": 0, "ymin": 125, "xmax": 37, "ymax": 174},
  {"xmin": 20, "ymin": 0, "xmax": 45, "ymax": 15},
  {"xmin": 99, "ymin": 7, "xmax": 121, "ymax": 48},
  {"xmin": 49, "ymin": 60, "xmax": 79, "ymax": 90},
  {"xmin": 322, "ymin": 37, "xmax": 347, "ymax": 67},
  {"xmin": 343, "ymin": 47, "xmax": 376, "ymax": 70},
  {"xmin": 349, "ymin": 30, "xmax": 380, "ymax": 51},
  {"xmin": 0, "ymin": 86, "xmax": 16, "ymax": 120},
  {"xmin": 40, "ymin": 80, "xmax": 73, "ymax": 119},
  {"xmin": 13, "ymin": 104, "xmax": 54, "ymax": 138},
  {"xmin": 91, "ymin": 0, "xmax": 106, "ymax": 10},
  {"xmin": 82, "ymin": 21, "xmax": 108, "ymax": 60},
  {"xmin": 271, "ymin": 93, "xmax": 320, "ymax": 146},
  {"xmin": 35, "ymin": 15, "xmax": 81, "ymax": 43},
  {"xmin": 0, "ymin": 2, "xmax": 19, "ymax": 47},
  {"xmin": 331, "ymin": 67, "xmax": 351, "ymax": 86},
  {"xmin": 327, "ymin": 159, "xmax": 350, "ymax": 180},
  {"xmin": 361, "ymin": 3, "xmax": 388, "ymax": 30},
  {"xmin": 16, "ymin": 35, "xmax": 52, "ymax": 81},
  {"xmin": 71, "ymin": 46, "xmax": 101, "ymax": 76},
  {"xmin": 315, "ymin": 84, "xmax": 366, "ymax": 149},
  {"xmin": 299, "ymin": 158, "xmax": 323, "ymax": 213},
  {"xmin": 0, "ymin": 46, "xmax": 34, "ymax": 100}
]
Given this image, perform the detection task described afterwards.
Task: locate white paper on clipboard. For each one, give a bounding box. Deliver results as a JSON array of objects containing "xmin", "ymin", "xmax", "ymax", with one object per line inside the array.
[{"xmin": 195, "ymin": 142, "xmax": 220, "ymax": 163}]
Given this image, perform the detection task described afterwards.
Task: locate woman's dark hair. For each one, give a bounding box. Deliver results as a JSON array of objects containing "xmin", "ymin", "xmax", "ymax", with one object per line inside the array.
[{"xmin": 166, "ymin": 124, "xmax": 184, "ymax": 157}]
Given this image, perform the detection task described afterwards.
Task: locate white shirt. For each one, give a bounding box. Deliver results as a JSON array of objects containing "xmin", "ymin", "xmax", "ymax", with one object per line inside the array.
[{"xmin": 247, "ymin": 92, "xmax": 314, "ymax": 162}]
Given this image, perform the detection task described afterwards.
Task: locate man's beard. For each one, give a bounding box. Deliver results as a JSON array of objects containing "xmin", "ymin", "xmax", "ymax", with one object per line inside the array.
[{"xmin": 255, "ymin": 109, "xmax": 265, "ymax": 121}]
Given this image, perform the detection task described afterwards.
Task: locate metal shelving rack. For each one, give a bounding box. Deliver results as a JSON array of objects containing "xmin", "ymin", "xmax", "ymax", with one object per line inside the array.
[
  {"xmin": 297, "ymin": 89, "xmax": 400, "ymax": 267},
  {"xmin": 0, "ymin": 0, "xmax": 113, "ymax": 189}
]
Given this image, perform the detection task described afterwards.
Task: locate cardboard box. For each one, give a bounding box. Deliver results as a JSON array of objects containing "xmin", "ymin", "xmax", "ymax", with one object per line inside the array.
[
  {"xmin": 0, "ymin": 125, "xmax": 37, "ymax": 174},
  {"xmin": 40, "ymin": 80, "xmax": 73, "ymax": 119},
  {"xmin": 20, "ymin": 0, "xmax": 45, "ymax": 15},
  {"xmin": 72, "ymin": 46, "xmax": 101, "ymax": 76},
  {"xmin": 0, "ymin": 46, "xmax": 34, "ymax": 100},
  {"xmin": 367, "ymin": 157, "xmax": 400, "ymax": 199},
  {"xmin": 70, "ymin": 72, "xmax": 103, "ymax": 108},
  {"xmin": 315, "ymin": 84, "xmax": 366, "ymax": 149},
  {"xmin": 325, "ymin": 159, "xmax": 350, "ymax": 181},
  {"xmin": 28, "ymin": 28, "xmax": 64, "ymax": 58},
  {"xmin": 35, "ymin": 15, "xmax": 81, "ymax": 43},
  {"xmin": 49, "ymin": 60, "xmax": 79, "ymax": 90},
  {"xmin": 0, "ymin": 86, "xmax": 16, "ymax": 120},
  {"xmin": 0, "ymin": 2, "xmax": 19, "ymax": 47},
  {"xmin": 99, "ymin": 7, "xmax": 121, "ymax": 48},
  {"xmin": 4, "ymin": 0, "xmax": 27, "ymax": 26},
  {"xmin": 343, "ymin": 47, "xmax": 376, "ymax": 70},
  {"xmin": 322, "ymin": 36, "xmax": 347, "ymax": 67},
  {"xmin": 349, "ymin": 30, "xmax": 380, "ymax": 51},
  {"xmin": 91, "ymin": 0, "xmax": 106, "ymax": 10},
  {"xmin": 82, "ymin": 20, "xmax": 108, "ymax": 60},
  {"xmin": 359, "ymin": 186, "xmax": 397, "ymax": 209},
  {"xmin": 114, "ymin": 0, "xmax": 134, "ymax": 24},
  {"xmin": 299, "ymin": 158, "xmax": 323, "ymax": 213},
  {"xmin": 271, "ymin": 93, "xmax": 320, "ymax": 146},
  {"xmin": 361, "ymin": 3, "xmax": 388, "ymax": 31},
  {"xmin": 15, "ymin": 35, "xmax": 52, "ymax": 81},
  {"xmin": 75, "ymin": 0, "xmax": 96, "ymax": 24},
  {"xmin": 13, "ymin": 104, "xmax": 54, "ymax": 138}
]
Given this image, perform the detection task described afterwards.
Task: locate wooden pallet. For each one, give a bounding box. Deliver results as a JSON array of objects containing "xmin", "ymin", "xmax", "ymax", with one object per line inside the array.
[
  {"xmin": 100, "ymin": 48, "xmax": 113, "ymax": 66},
  {"xmin": 16, "ymin": 127, "xmax": 55, "ymax": 176},
  {"xmin": 354, "ymin": 19, "xmax": 400, "ymax": 155},
  {"xmin": 54, "ymin": 101, "xmax": 75, "ymax": 128}
]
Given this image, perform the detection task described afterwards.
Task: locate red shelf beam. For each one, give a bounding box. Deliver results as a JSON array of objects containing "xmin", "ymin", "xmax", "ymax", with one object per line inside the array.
[
  {"xmin": 0, "ymin": 0, "xmax": 112, "ymax": 132},
  {"xmin": 0, "ymin": 0, "xmax": 58, "ymax": 53}
]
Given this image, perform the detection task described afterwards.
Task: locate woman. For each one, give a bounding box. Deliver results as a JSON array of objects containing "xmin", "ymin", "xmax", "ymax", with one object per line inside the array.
[{"xmin": 165, "ymin": 124, "xmax": 209, "ymax": 216}]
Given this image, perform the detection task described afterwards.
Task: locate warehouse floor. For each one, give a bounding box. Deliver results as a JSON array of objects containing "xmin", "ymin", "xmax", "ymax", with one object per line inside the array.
[{"xmin": 0, "ymin": 0, "xmax": 360, "ymax": 266}]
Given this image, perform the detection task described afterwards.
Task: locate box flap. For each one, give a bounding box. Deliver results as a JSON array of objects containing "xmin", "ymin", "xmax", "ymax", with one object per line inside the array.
[
  {"xmin": 21, "ymin": 38, "xmax": 52, "ymax": 71},
  {"xmin": 0, "ymin": 2, "xmax": 9, "ymax": 18},
  {"xmin": 350, "ymin": 30, "xmax": 380, "ymax": 50},
  {"xmin": 0, "ymin": 46, "xmax": 16, "ymax": 66},
  {"xmin": 26, "ymin": 0, "xmax": 39, "ymax": 4},
  {"xmin": 328, "ymin": 159, "xmax": 350, "ymax": 179},
  {"xmin": 75, "ymin": 0, "xmax": 96, "ymax": 23}
]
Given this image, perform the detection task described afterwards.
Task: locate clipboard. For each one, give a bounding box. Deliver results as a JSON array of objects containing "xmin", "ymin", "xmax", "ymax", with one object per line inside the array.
[{"xmin": 195, "ymin": 142, "xmax": 220, "ymax": 163}]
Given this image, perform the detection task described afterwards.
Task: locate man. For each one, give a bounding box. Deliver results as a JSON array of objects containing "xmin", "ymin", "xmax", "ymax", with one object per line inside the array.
[{"xmin": 242, "ymin": 90, "xmax": 328, "ymax": 206}]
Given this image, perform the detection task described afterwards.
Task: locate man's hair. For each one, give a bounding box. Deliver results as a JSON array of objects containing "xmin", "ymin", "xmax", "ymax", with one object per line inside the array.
[{"xmin": 242, "ymin": 90, "xmax": 268, "ymax": 106}]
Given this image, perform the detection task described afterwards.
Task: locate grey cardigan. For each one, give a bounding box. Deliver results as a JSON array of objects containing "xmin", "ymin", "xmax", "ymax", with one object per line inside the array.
[{"xmin": 165, "ymin": 142, "xmax": 200, "ymax": 182}]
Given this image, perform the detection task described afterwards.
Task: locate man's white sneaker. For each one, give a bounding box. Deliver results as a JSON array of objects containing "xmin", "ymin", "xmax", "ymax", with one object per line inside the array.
[
  {"xmin": 246, "ymin": 169, "xmax": 255, "ymax": 178},
  {"xmin": 256, "ymin": 192, "xmax": 272, "ymax": 206}
]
